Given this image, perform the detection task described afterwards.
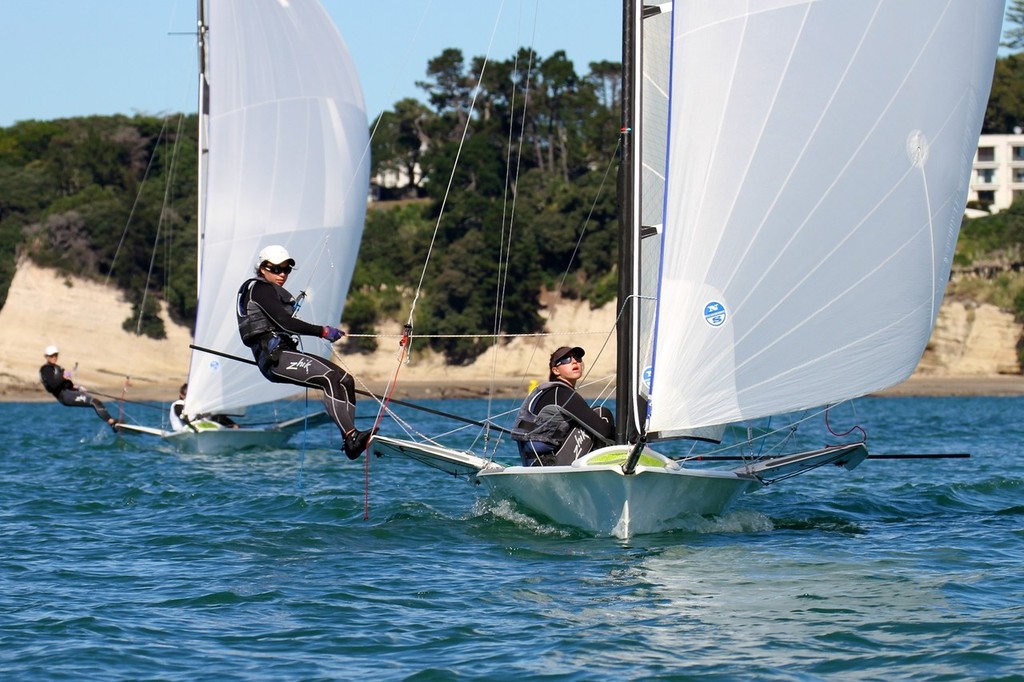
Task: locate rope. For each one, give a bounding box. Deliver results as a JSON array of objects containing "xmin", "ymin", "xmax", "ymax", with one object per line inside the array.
[
  {"xmin": 116, "ymin": 376, "xmax": 131, "ymax": 433},
  {"xmin": 364, "ymin": 324, "xmax": 413, "ymax": 520},
  {"xmin": 824, "ymin": 403, "xmax": 867, "ymax": 443},
  {"xmin": 373, "ymin": 2, "xmax": 626, "ymax": 461},
  {"xmin": 104, "ymin": 116, "xmax": 173, "ymax": 289},
  {"xmin": 345, "ymin": 330, "xmax": 611, "ymax": 340},
  {"xmin": 673, "ymin": 401, "xmax": 862, "ymax": 464},
  {"xmin": 483, "ymin": 7, "xmax": 539, "ymax": 449},
  {"xmin": 403, "ymin": 1, "xmax": 506, "ymax": 330}
]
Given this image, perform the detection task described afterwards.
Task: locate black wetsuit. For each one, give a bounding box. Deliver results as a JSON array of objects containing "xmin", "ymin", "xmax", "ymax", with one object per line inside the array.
[
  {"xmin": 39, "ymin": 362, "xmax": 115, "ymax": 425},
  {"xmin": 236, "ymin": 277, "xmax": 357, "ymax": 438}
]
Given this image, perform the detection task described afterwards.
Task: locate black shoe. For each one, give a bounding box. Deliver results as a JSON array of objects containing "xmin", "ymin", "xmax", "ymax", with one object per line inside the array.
[{"xmin": 343, "ymin": 428, "xmax": 377, "ymax": 460}]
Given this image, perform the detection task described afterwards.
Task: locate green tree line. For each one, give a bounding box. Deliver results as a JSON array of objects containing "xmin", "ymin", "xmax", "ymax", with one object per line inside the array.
[{"xmin": 2, "ymin": 45, "xmax": 1024, "ymax": 363}]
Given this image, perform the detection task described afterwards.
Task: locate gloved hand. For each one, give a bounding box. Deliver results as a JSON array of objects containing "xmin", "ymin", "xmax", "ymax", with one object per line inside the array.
[
  {"xmin": 63, "ymin": 370, "xmax": 72, "ymax": 379},
  {"xmin": 322, "ymin": 326, "xmax": 345, "ymax": 342}
]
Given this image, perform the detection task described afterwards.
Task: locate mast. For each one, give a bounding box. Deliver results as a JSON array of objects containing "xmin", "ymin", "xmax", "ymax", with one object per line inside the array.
[
  {"xmin": 195, "ymin": 0, "xmax": 210, "ymax": 309},
  {"xmin": 185, "ymin": 0, "xmax": 209, "ymax": 414},
  {"xmin": 616, "ymin": 0, "xmax": 642, "ymax": 444}
]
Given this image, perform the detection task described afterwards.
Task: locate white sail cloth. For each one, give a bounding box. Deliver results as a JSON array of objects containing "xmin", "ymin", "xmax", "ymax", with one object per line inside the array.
[
  {"xmin": 647, "ymin": 0, "xmax": 1003, "ymax": 433},
  {"xmin": 185, "ymin": 0, "xmax": 369, "ymax": 417}
]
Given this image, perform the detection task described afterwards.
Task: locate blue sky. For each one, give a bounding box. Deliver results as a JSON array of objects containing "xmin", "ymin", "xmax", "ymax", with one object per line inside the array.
[{"xmin": 0, "ymin": 0, "xmax": 622, "ymax": 128}]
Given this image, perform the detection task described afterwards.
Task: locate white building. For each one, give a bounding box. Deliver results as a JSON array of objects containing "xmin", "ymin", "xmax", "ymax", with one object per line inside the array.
[{"xmin": 968, "ymin": 132, "xmax": 1024, "ymax": 215}]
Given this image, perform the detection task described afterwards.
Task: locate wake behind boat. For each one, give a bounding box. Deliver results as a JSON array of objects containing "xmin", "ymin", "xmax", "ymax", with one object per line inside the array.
[
  {"xmin": 118, "ymin": 0, "xmax": 370, "ymax": 452},
  {"xmin": 371, "ymin": 0, "xmax": 1003, "ymax": 537}
]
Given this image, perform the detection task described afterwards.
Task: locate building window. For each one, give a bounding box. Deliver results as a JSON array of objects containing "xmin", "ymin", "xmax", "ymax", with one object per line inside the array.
[
  {"xmin": 977, "ymin": 146, "xmax": 996, "ymax": 162},
  {"xmin": 1014, "ymin": 146, "xmax": 1024, "ymax": 161},
  {"xmin": 978, "ymin": 190, "xmax": 996, "ymax": 205},
  {"xmin": 976, "ymin": 168, "xmax": 997, "ymax": 183},
  {"xmin": 1014, "ymin": 168, "xmax": 1024, "ymax": 183}
]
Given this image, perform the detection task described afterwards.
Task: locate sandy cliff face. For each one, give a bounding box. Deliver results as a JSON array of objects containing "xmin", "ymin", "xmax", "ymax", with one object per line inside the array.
[
  {"xmin": 0, "ymin": 262, "xmax": 1019, "ymax": 400},
  {"xmin": 0, "ymin": 261, "xmax": 193, "ymax": 399},
  {"xmin": 915, "ymin": 300, "xmax": 1021, "ymax": 375}
]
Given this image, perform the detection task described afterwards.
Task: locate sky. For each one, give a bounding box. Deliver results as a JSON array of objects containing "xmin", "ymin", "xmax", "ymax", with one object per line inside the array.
[{"xmin": 0, "ymin": 0, "xmax": 622, "ymax": 128}]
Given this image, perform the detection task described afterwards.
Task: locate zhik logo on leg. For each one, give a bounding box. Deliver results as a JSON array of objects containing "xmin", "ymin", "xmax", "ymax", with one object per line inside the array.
[{"xmin": 286, "ymin": 358, "xmax": 313, "ymax": 373}]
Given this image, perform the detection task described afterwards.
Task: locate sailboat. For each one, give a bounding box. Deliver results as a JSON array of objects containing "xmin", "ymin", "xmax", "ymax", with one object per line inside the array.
[
  {"xmin": 119, "ymin": 0, "xmax": 370, "ymax": 453},
  {"xmin": 371, "ymin": 0, "xmax": 1004, "ymax": 537}
]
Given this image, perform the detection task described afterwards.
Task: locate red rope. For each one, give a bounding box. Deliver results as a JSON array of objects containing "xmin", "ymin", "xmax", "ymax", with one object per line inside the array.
[{"xmin": 364, "ymin": 325, "xmax": 412, "ymax": 520}]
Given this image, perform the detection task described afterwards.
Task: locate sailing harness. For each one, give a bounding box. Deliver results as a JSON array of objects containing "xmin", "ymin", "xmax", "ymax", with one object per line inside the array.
[
  {"xmin": 511, "ymin": 381, "xmax": 578, "ymax": 452},
  {"xmin": 236, "ymin": 277, "xmax": 302, "ymax": 371}
]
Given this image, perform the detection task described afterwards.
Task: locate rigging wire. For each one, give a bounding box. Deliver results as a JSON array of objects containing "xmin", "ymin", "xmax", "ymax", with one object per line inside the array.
[
  {"xmin": 134, "ymin": 114, "xmax": 187, "ymax": 337},
  {"xmin": 363, "ymin": 325, "xmax": 413, "ymax": 520},
  {"xmin": 104, "ymin": 116, "xmax": 173, "ymax": 289},
  {"xmin": 374, "ymin": 0, "xmax": 625, "ymax": 464},
  {"xmin": 482, "ymin": 0, "xmax": 540, "ymax": 457},
  {"xmin": 403, "ymin": 0, "xmax": 508, "ymax": 329}
]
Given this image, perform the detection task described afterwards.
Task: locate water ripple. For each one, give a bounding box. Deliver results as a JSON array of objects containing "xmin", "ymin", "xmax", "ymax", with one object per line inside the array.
[{"xmin": 0, "ymin": 398, "xmax": 1021, "ymax": 680}]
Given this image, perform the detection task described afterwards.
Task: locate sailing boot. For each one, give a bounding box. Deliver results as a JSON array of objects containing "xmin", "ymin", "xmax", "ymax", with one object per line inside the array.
[{"xmin": 343, "ymin": 427, "xmax": 378, "ymax": 460}]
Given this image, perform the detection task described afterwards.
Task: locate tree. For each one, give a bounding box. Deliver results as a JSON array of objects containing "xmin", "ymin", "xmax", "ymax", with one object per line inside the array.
[
  {"xmin": 1004, "ymin": 0, "xmax": 1024, "ymax": 51},
  {"xmin": 984, "ymin": 54, "xmax": 1024, "ymax": 133},
  {"xmin": 370, "ymin": 98, "xmax": 432, "ymax": 199},
  {"xmin": 0, "ymin": 113, "xmax": 198, "ymax": 338}
]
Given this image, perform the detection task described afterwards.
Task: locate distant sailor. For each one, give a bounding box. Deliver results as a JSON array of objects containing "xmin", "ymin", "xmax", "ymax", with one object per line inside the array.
[
  {"xmin": 169, "ymin": 383, "xmax": 187, "ymax": 431},
  {"xmin": 170, "ymin": 382, "xmax": 238, "ymax": 431},
  {"xmin": 512, "ymin": 346, "xmax": 615, "ymax": 466},
  {"xmin": 38, "ymin": 345, "xmax": 120, "ymax": 431},
  {"xmin": 236, "ymin": 245, "xmax": 374, "ymax": 459}
]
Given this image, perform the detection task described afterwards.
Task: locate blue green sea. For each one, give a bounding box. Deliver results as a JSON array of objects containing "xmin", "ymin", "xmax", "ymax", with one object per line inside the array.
[{"xmin": 1, "ymin": 395, "xmax": 1021, "ymax": 680}]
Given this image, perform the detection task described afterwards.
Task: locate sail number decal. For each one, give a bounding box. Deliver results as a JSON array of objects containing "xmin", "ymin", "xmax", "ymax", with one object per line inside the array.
[{"xmin": 704, "ymin": 301, "xmax": 727, "ymax": 327}]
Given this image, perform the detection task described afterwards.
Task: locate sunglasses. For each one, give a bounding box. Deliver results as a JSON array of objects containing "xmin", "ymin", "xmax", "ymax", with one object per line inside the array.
[
  {"xmin": 263, "ymin": 263, "xmax": 293, "ymax": 275},
  {"xmin": 553, "ymin": 354, "xmax": 581, "ymax": 367}
]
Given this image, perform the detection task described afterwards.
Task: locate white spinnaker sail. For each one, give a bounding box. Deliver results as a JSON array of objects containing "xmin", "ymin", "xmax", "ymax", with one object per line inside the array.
[
  {"xmin": 647, "ymin": 0, "xmax": 1002, "ymax": 433},
  {"xmin": 184, "ymin": 0, "xmax": 369, "ymax": 417}
]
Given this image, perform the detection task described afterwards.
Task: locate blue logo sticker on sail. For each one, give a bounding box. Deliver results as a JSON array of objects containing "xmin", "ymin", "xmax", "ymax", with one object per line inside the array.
[
  {"xmin": 704, "ymin": 301, "xmax": 727, "ymax": 327},
  {"xmin": 642, "ymin": 366, "xmax": 653, "ymax": 391},
  {"xmin": 208, "ymin": 360, "xmax": 221, "ymax": 372}
]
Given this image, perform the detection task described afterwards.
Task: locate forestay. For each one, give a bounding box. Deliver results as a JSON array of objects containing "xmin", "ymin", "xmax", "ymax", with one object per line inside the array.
[
  {"xmin": 647, "ymin": 0, "xmax": 1003, "ymax": 433},
  {"xmin": 185, "ymin": 0, "xmax": 370, "ymax": 417}
]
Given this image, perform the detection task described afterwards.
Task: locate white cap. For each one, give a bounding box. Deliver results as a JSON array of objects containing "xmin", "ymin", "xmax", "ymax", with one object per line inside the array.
[
  {"xmin": 257, "ymin": 245, "xmax": 295, "ymax": 267},
  {"xmin": 44, "ymin": 345, "xmax": 59, "ymax": 356}
]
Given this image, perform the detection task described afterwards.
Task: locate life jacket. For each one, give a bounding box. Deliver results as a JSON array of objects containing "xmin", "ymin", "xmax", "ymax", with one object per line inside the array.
[
  {"xmin": 511, "ymin": 381, "xmax": 575, "ymax": 447},
  {"xmin": 39, "ymin": 363, "xmax": 72, "ymax": 397},
  {"xmin": 236, "ymin": 278, "xmax": 296, "ymax": 346},
  {"xmin": 169, "ymin": 399, "xmax": 186, "ymax": 431}
]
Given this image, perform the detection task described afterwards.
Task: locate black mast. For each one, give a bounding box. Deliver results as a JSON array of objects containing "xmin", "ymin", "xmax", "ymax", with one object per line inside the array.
[{"xmin": 616, "ymin": 0, "xmax": 640, "ymax": 445}]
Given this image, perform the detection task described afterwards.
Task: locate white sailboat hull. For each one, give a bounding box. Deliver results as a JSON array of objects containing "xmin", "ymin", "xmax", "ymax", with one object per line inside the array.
[
  {"xmin": 118, "ymin": 412, "xmax": 330, "ymax": 454},
  {"xmin": 478, "ymin": 452, "xmax": 761, "ymax": 538},
  {"xmin": 162, "ymin": 427, "xmax": 294, "ymax": 454},
  {"xmin": 372, "ymin": 436, "xmax": 875, "ymax": 537}
]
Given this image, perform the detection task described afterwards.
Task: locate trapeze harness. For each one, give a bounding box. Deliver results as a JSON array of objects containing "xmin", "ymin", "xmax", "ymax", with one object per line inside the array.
[
  {"xmin": 511, "ymin": 381, "xmax": 578, "ymax": 466},
  {"xmin": 236, "ymin": 277, "xmax": 304, "ymax": 371}
]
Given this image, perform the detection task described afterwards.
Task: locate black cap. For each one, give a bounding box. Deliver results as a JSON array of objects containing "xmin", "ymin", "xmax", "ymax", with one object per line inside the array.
[{"xmin": 549, "ymin": 346, "xmax": 585, "ymax": 367}]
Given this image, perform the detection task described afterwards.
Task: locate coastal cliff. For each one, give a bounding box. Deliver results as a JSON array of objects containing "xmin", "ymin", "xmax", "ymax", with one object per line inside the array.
[{"xmin": 0, "ymin": 261, "xmax": 1021, "ymax": 401}]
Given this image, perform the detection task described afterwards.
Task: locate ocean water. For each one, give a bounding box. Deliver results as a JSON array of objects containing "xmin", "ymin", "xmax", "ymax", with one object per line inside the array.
[{"xmin": 1, "ymin": 395, "xmax": 1021, "ymax": 681}]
